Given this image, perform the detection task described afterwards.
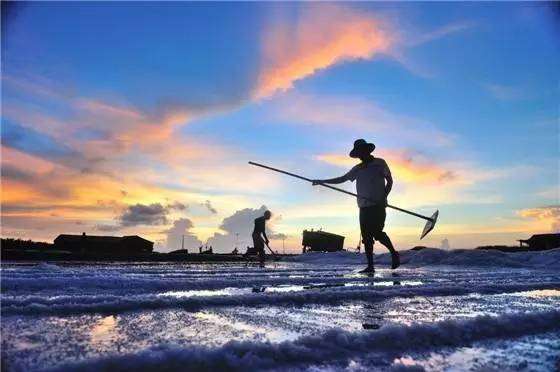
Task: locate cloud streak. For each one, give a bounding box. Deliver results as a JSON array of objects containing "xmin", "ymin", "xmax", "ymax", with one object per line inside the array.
[
  {"xmin": 269, "ymin": 92, "xmax": 455, "ymax": 147},
  {"xmin": 315, "ymin": 150, "xmax": 457, "ymax": 186},
  {"xmin": 312, "ymin": 149, "xmax": 518, "ymax": 209},
  {"xmin": 517, "ymin": 205, "xmax": 560, "ymax": 232},
  {"xmin": 407, "ymin": 21, "xmax": 474, "ymax": 47},
  {"xmin": 482, "ymin": 83, "xmax": 524, "ymax": 101},
  {"xmin": 253, "ymin": 5, "xmax": 392, "ymax": 99}
]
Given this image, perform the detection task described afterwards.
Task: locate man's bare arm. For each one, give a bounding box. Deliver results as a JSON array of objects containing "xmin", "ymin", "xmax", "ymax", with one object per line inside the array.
[
  {"xmin": 262, "ymin": 231, "xmax": 269, "ymax": 244},
  {"xmin": 312, "ymin": 176, "xmax": 347, "ymax": 185},
  {"xmin": 385, "ymin": 173, "xmax": 393, "ymax": 196}
]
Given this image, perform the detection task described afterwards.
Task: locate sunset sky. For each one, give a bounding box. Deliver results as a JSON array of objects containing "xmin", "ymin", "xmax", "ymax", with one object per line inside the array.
[{"xmin": 1, "ymin": 2, "xmax": 558, "ymax": 252}]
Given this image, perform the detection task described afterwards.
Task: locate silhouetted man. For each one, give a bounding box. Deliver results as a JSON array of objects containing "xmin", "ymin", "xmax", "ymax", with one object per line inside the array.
[
  {"xmin": 312, "ymin": 139, "xmax": 399, "ymax": 273},
  {"xmin": 252, "ymin": 210, "xmax": 272, "ymax": 266}
]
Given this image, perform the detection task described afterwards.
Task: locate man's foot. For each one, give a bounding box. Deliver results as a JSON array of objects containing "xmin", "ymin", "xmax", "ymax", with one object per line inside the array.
[
  {"xmin": 358, "ymin": 266, "xmax": 375, "ymax": 273},
  {"xmin": 391, "ymin": 251, "xmax": 400, "ymax": 270}
]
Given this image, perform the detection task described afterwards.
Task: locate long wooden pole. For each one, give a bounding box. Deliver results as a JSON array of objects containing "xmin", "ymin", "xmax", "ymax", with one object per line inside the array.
[
  {"xmin": 248, "ymin": 161, "xmax": 433, "ymax": 222},
  {"xmin": 265, "ymin": 241, "xmax": 278, "ymax": 256}
]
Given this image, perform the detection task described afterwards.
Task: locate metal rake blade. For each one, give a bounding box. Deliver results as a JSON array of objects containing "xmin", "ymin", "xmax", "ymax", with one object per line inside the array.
[{"xmin": 420, "ymin": 210, "xmax": 439, "ymax": 239}]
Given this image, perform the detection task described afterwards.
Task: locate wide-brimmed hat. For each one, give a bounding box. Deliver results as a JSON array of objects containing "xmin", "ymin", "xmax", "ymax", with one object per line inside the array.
[{"xmin": 349, "ymin": 139, "xmax": 375, "ymax": 158}]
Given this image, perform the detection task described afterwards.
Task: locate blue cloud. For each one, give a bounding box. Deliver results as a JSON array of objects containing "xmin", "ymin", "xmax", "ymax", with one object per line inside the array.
[{"xmin": 1, "ymin": 119, "xmax": 79, "ymax": 161}]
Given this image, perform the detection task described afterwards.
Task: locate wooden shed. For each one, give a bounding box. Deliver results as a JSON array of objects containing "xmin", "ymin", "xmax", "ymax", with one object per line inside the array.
[
  {"xmin": 54, "ymin": 233, "xmax": 153, "ymax": 256},
  {"xmin": 302, "ymin": 230, "xmax": 345, "ymax": 253},
  {"xmin": 518, "ymin": 234, "xmax": 560, "ymax": 251}
]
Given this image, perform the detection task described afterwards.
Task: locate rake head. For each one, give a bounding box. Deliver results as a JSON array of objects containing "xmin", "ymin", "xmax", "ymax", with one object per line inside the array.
[{"xmin": 420, "ymin": 210, "xmax": 439, "ymax": 240}]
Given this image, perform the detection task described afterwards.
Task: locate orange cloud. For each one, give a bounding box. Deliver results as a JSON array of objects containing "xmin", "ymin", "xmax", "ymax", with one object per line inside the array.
[
  {"xmin": 254, "ymin": 5, "xmax": 392, "ymax": 99},
  {"xmin": 2, "ymin": 75, "xmax": 272, "ymax": 245},
  {"xmin": 314, "ymin": 151, "xmax": 457, "ymax": 186},
  {"xmin": 2, "ymin": 147, "xmax": 55, "ymax": 174},
  {"xmin": 312, "ymin": 150, "xmax": 513, "ymax": 209},
  {"xmin": 3, "ymin": 77, "xmax": 194, "ymax": 159},
  {"xmin": 517, "ymin": 206, "xmax": 560, "ymax": 232},
  {"xmin": 75, "ymin": 99, "xmax": 191, "ymax": 150}
]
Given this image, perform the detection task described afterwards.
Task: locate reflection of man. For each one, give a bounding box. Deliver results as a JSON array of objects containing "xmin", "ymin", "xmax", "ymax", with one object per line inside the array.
[
  {"xmin": 252, "ymin": 210, "xmax": 272, "ymax": 266},
  {"xmin": 312, "ymin": 139, "xmax": 400, "ymax": 273}
]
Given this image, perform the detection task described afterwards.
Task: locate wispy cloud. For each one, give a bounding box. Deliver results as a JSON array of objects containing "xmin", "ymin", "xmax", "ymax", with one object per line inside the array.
[
  {"xmin": 407, "ymin": 21, "xmax": 474, "ymax": 47},
  {"xmin": 537, "ymin": 187, "xmax": 559, "ymax": 200},
  {"xmin": 315, "ymin": 150, "xmax": 457, "ymax": 186},
  {"xmin": 312, "ymin": 149, "xmax": 524, "ymax": 208},
  {"xmin": 0, "ymin": 76, "xmax": 283, "ymax": 244},
  {"xmin": 1, "ymin": 120, "xmax": 87, "ymax": 168},
  {"xmin": 517, "ymin": 205, "xmax": 560, "ymax": 232},
  {"xmin": 253, "ymin": 5, "xmax": 392, "ymax": 99},
  {"xmin": 2, "ymin": 77, "xmax": 190, "ymax": 166},
  {"xmin": 391, "ymin": 21, "xmax": 475, "ymax": 78},
  {"xmin": 270, "ymin": 91, "xmax": 455, "ymax": 147},
  {"xmin": 254, "ymin": 8, "xmax": 474, "ymax": 96},
  {"xmin": 482, "ymin": 83, "xmax": 524, "ymax": 101}
]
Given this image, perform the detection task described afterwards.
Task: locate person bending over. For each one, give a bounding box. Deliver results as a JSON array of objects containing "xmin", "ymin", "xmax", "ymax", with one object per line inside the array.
[{"xmin": 252, "ymin": 210, "xmax": 272, "ymax": 266}]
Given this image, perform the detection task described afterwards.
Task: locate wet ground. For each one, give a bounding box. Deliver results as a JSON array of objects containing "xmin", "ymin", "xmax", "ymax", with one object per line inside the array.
[{"xmin": 1, "ymin": 257, "xmax": 559, "ymax": 371}]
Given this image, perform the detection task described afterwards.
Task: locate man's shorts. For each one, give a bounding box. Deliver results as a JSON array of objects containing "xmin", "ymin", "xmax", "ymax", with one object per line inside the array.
[{"xmin": 359, "ymin": 205, "xmax": 386, "ymax": 244}]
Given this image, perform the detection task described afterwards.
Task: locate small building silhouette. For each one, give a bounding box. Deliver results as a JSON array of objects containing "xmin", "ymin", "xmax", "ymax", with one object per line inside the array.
[
  {"xmin": 302, "ymin": 230, "xmax": 345, "ymax": 253},
  {"xmin": 244, "ymin": 246, "xmax": 257, "ymax": 256},
  {"xmin": 54, "ymin": 233, "xmax": 153, "ymax": 256},
  {"xmin": 518, "ymin": 234, "xmax": 560, "ymax": 251}
]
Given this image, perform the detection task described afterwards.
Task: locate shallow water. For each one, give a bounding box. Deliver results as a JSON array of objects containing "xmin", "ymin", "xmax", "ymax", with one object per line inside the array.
[{"xmin": 1, "ymin": 253, "xmax": 560, "ymax": 371}]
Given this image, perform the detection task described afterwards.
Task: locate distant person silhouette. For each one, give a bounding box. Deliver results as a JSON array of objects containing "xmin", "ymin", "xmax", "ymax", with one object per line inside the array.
[
  {"xmin": 252, "ymin": 210, "xmax": 272, "ymax": 266},
  {"xmin": 312, "ymin": 139, "xmax": 399, "ymax": 273}
]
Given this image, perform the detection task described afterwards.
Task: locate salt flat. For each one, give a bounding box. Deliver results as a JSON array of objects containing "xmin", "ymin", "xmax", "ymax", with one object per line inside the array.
[{"xmin": 1, "ymin": 248, "xmax": 559, "ymax": 371}]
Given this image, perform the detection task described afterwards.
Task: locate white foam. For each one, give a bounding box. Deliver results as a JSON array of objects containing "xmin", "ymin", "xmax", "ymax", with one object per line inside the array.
[
  {"xmin": 4, "ymin": 281, "xmax": 559, "ymax": 316},
  {"xmin": 288, "ymin": 248, "xmax": 560, "ymax": 269},
  {"xmin": 0, "ymin": 272, "xmax": 408, "ymax": 293},
  {"xmin": 285, "ymin": 251, "xmax": 365, "ymax": 265},
  {"xmin": 35, "ymin": 262, "xmax": 63, "ymax": 271},
  {"xmin": 45, "ymin": 309, "xmax": 560, "ymax": 372}
]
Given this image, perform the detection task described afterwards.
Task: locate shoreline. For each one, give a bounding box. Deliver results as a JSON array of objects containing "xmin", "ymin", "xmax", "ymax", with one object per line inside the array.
[{"xmin": 0, "ymin": 251, "xmax": 296, "ymax": 263}]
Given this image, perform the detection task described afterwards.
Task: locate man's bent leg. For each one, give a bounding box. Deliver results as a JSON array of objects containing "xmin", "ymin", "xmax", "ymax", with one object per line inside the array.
[
  {"xmin": 371, "ymin": 206, "xmax": 400, "ymax": 269},
  {"xmin": 375, "ymin": 231, "xmax": 394, "ymax": 252},
  {"xmin": 373, "ymin": 231, "xmax": 400, "ymax": 269}
]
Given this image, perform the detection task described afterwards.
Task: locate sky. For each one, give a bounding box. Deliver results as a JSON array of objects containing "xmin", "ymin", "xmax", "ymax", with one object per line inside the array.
[{"xmin": 1, "ymin": 2, "xmax": 559, "ymax": 253}]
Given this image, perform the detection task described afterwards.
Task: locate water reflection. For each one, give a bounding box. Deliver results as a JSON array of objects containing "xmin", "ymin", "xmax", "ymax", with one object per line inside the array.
[
  {"xmin": 157, "ymin": 279, "xmax": 422, "ymax": 299},
  {"xmin": 194, "ymin": 311, "xmax": 299, "ymax": 343},
  {"xmin": 90, "ymin": 315, "xmax": 117, "ymax": 345},
  {"xmin": 360, "ymin": 276, "xmax": 406, "ymax": 330},
  {"xmin": 158, "ymin": 288, "xmax": 247, "ymax": 298}
]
